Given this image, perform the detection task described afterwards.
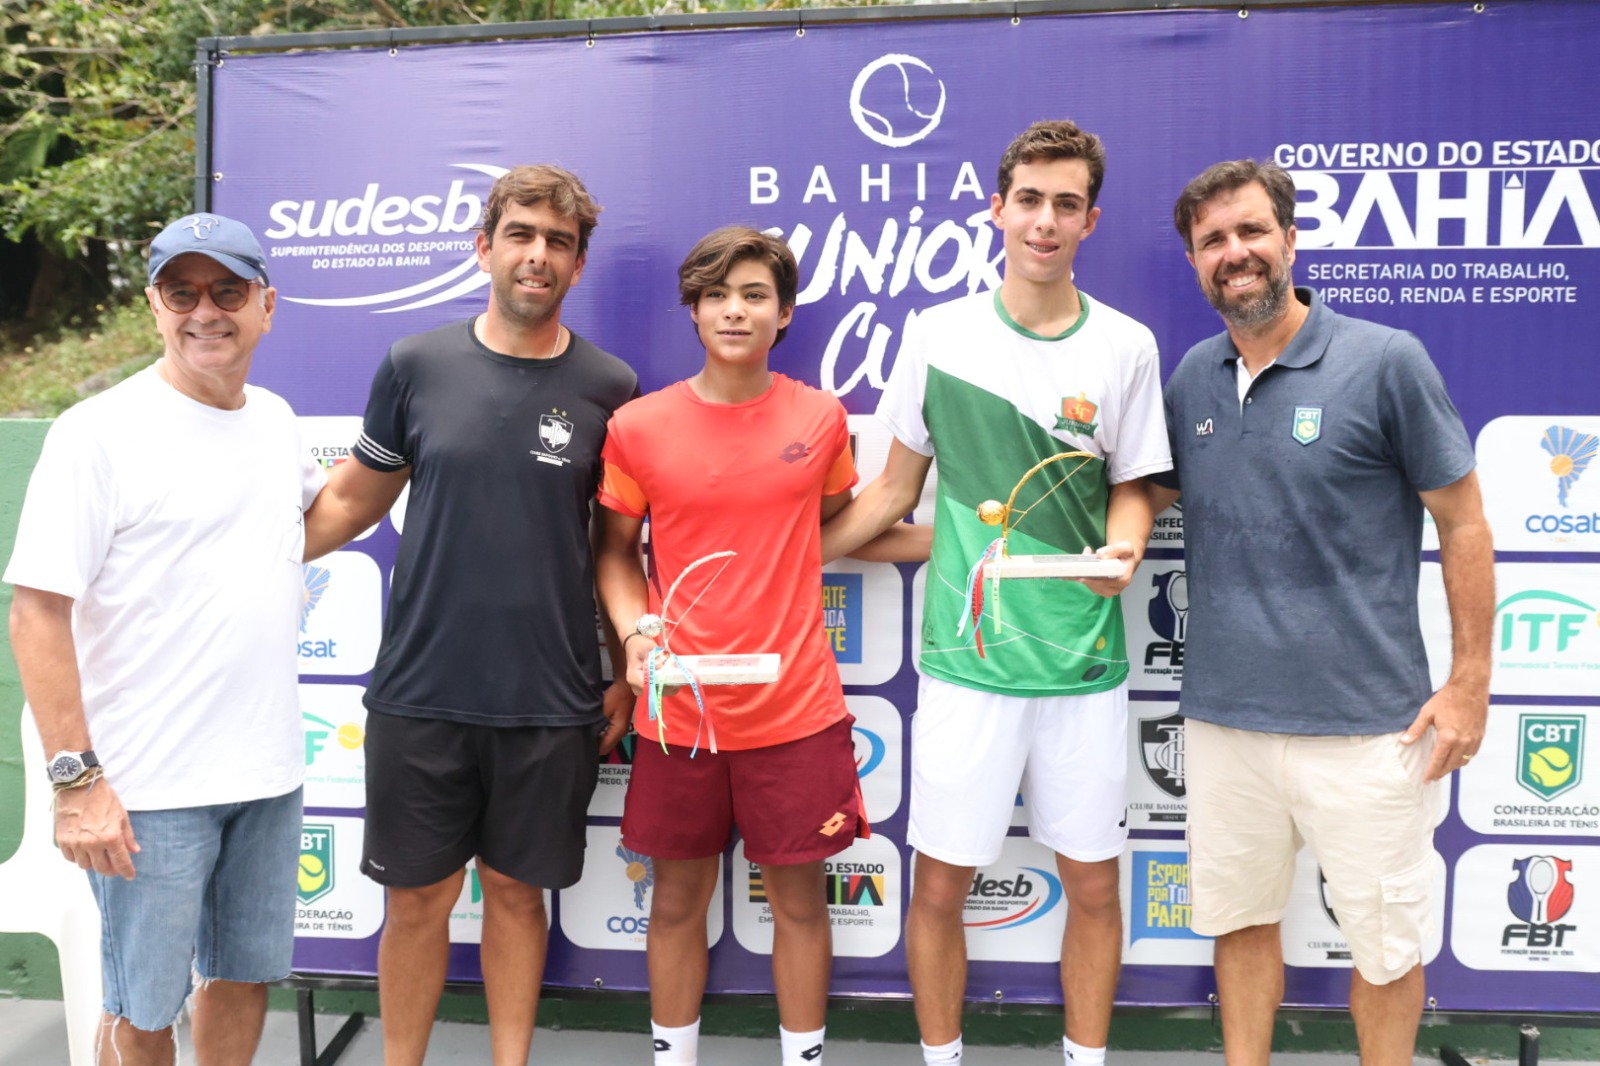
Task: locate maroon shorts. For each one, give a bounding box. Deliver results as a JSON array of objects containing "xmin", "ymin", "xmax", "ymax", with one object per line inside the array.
[{"xmin": 621, "ymin": 715, "xmax": 869, "ymax": 865}]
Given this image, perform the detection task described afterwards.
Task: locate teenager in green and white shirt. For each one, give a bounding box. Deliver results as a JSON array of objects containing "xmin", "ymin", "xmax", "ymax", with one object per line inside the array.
[{"xmin": 820, "ymin": 120, "xmax": 1170, "ymax": 1066}]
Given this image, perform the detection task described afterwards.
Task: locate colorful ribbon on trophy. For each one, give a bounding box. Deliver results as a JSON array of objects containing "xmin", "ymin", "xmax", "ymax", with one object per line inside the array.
[
  {"xmin": 956, "ymin": 538, "xmax": 1003, "ymax": 657},
  {"xmin": 641, "ymin": 550, "xmax": 736, "ymax": 756}
]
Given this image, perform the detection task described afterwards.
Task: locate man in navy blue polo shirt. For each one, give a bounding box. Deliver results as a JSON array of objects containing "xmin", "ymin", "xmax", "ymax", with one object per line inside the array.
[{"xmin": 1151, "ymin": 160, "xmax": 1493, "ymax": 1066}]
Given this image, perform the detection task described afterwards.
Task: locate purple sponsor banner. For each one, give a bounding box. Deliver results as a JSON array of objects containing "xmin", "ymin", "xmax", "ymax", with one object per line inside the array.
[{"xmin": 225, "ymin": 1, "xmax": 1600, "ymax": 1011}]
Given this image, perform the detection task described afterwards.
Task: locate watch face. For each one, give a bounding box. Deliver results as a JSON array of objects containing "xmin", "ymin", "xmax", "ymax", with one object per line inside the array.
[{"xmin": 49, "ymin": 754, "xmax": 84, "ymax": 783}]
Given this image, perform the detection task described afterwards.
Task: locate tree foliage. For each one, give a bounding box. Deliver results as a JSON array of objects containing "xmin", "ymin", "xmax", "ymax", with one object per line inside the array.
[{"xmin": 0, "ymin": 0, "xmax": 805, "ymax": 324}]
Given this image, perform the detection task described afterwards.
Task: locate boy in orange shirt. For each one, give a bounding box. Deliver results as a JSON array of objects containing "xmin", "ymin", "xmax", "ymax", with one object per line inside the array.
[{"xmin": 596, "ymin": 226, "xmax": 921, "ymax": 1065}]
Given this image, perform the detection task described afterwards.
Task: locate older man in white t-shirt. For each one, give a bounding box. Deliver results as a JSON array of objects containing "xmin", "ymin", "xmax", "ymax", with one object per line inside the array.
[{"xmin": 6, "ymin": 213, "xmax": 323, "ymax": 1066}]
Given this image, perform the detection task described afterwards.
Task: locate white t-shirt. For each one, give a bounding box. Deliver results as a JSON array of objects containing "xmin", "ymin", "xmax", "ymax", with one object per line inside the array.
[{"xmin": 5, "ymin": 366, "xmax": 325, "ymax": 810}]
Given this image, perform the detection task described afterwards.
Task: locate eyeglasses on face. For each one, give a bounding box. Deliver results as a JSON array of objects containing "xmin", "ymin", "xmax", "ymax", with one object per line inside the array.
[{"xmin": 153, "ymin": 278, "xmax": 259, "ymax": 313}]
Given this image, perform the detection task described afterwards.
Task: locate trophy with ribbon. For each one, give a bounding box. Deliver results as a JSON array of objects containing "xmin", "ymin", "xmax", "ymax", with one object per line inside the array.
[
  {"xmin": 632, "ymin": 550, "xmax": 779, "ymax": 754},
  {"xmin": 958, "ymin": 451, "xmax": 1126, "ymax": 656}
]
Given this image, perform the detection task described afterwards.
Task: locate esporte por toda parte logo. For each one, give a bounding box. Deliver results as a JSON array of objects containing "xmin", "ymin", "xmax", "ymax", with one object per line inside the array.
[{"xmin": 1129, "ymin": 852, "xmax": 1206, "ymax": 945}]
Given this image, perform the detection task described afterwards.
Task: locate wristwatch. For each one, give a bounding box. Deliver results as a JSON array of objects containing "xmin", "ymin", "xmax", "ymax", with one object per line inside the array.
[
  {"xmin": 45, "ymin": 749, "xmax": 99, "ymax": 786},
  {"xmin": 634, "ymin": 614, "xmax": 664, "ymax": 639}
]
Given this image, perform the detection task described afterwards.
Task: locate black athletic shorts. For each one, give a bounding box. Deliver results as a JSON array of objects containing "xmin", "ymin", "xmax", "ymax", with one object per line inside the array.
[{"xmin": 360, "ymin": 712, "xmax": 599, "ymax": 890}]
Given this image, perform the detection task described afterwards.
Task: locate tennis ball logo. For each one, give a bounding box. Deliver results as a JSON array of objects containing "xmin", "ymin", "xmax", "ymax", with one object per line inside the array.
[
  {"xmin": 1527, "ymin": 746, "xmax": 1575, "ymax": 789},
  {"xmin": 849, "ymin": 55, "xmax": 946, "ymax": 148},
  {"xmin": 336, "ymin": 723, "xmax": 365, "ymax": 750},
  {"xmin": 299, "ymin": 854, "xmax": 328, "ymax": 895},
  {"xmin": 1297, "ymin": 417, "xmax": 1317, "ymax": 439}
]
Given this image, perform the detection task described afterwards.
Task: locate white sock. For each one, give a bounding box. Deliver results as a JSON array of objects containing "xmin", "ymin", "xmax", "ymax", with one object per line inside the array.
[
  {"xmin": 922, "ymin": 1035, "xmax": 963, "ymax": 1064},
  {"xmin": 780, "ymin": 1024, "xmax": 826, "ymax": 1064},
  {"xmin": 652, "ymin": 1018, "xmax": 700, "ymax": 1065},
  {"xmin": 1064, "ymin": 1035, "xmax": 1106, "ymax": 1064}
]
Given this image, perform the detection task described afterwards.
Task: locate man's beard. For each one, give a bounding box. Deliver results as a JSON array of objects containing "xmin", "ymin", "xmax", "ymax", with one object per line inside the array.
[{"xmin": 1205, "ymin": 253, "xmax": 1292, "ymax": 330}]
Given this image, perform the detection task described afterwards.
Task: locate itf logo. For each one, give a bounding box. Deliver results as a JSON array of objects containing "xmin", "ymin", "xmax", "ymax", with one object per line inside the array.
[
  {"xmin": 1518, "ymin": 713, "xmax": 1585, "ymax": 801},
  {"xmin": 1504, "ymin": 855, "xmax": 1577, "ymax": 948},
  {"xmin": 1129, "ymin": 852, "xmax": 1206, "ymax": 944},
  {"xmin": 1497, "ymin": 589, "xmax": 1597, "ymax": 658},
  {"xmin": 848, "ymin": 55, "xmax": 946, "ymax": 148},
  {"xmin": 1542, "ymin": 425, "xmax": 1598, "ymax": 508},
  {"xmin": 823, "ymin": 574, "xmax": 863, "ymax": 663},
  {"xmin": 298, "ymin": 824, "xmax": 335, "ymax": 906},
  {"xmin": 303, "ymin": 711, "xmax": 364, "ymax": 767}
]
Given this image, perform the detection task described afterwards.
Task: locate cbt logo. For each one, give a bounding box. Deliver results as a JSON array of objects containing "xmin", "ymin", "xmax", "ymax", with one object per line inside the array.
[
  {"xmin": 298, "ymin": 824, "xmax": 335, "ymax": 906},
  {"xmin": 963, "ymin": 866, "xmax": 1063, "ymax": 931},
  {"xmin": 1503, "ymin": 855, "xmax": 1577, "ymax": 948},
  {"xmin": 1519, "ymin": 714, "xmax": 1585, "ymax": 801},
  {"xmin": 849, "ymin": 55, "xmax": 945, "ymax": 148}
]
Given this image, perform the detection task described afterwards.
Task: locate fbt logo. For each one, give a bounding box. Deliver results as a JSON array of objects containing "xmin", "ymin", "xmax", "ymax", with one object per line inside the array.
[
  {"xmin": 1143, "ymin": 570, "xmax": 1188, "ymax": 673},
  {"xmin": 1519, "ymin": 714, "xmax": 1585, "ymax": 802},
  {"xmin": 964, "ymin": 866, "xmax": 1063, "ymax": 931},
  {"xmin": 1503, "ymin": 855, "xmax": 1577, "ymax": 948}
]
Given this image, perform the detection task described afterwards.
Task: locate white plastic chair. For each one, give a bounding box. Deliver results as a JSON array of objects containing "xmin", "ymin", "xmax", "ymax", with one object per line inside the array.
[{"xmin": 0, "ymin": 707, "xmax": 104, "ymax": 1066}]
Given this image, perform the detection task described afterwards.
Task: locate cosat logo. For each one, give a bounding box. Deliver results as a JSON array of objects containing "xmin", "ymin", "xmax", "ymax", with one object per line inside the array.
[
  {"xmin": 303, "ymin": 712, "xmax": 365, "ymax": 766},
  {"xmin": 1518, "ymin": 714, "xmax": 1585, "ymax": 801},
  {"xmin": 1497, "ymin": 589, "xmax": 1598, "ymax": 658},
  {"xmin": 607, "ymin": 844, "xmax": 654, "ymax": 935},
  {"xmin": 298, "ymin": 565, "xmax": 337, "ymax": 661},
  {"xmin": 852, "ymin": 725, "xmax": 886, "ymax": 779},
  {"xmin": 1503, "ymin": 854, "xmax": 1577, "ymax": 948},
  {"xmin": 1524, "ymin": 425, "xmax": 1600, "ymax": 538},
  {"xmin": 270, "ymin": 163, "xmax": 507, "ymax": 314},
  {"xmin": 1143, "ymin": 569, "xmax": 1188, "ymax": 673},
  {"xmin": 302, "ymin": 565, "xmax": 331, "ymax": 632},
  {"xmin": 849, "ymin": 55, "xmax": 946, "ymax": 148},
  {"xmin": 298, "ymin": 824, "xmax": 336, "ymax": 905},
  {"xmin": 1139, "ymin": 712, "xmax": 1186, "ymax": 799},
  {"xmin": 963, "ymin": 866, "xmax": 1064, "ymax": 931}
]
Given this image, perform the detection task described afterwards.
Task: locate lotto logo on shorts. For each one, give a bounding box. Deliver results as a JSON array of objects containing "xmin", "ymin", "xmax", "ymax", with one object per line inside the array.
[
  {"xmin": 298, "ymin": 824, "xmax": 336, "ymax": 905},
  {"xmin": 819, "ymin": 812, "xmax": 848, "ymax": 836}
]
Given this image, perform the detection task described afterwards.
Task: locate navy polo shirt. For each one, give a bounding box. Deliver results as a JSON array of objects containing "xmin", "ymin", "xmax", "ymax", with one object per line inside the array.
[{"xmin": 1154, "ymin": 288, "xmax": 1475, "ymax": 736}]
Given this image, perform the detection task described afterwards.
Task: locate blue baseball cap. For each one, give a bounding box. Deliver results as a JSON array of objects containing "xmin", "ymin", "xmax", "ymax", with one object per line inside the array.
[{"xmin": 148, "ymin": 213, "xmax": 270, "ymax": 286}]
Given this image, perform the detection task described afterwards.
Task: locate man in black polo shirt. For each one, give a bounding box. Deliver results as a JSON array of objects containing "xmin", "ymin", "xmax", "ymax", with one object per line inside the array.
[{"xmin": 305, "ymin": 164, "xmax": 637, "ymax": 1066}]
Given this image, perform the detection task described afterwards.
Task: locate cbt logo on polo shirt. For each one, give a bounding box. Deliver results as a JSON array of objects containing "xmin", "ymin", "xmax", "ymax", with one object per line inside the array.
[{"xmin": 1292, "ymin": 405, "xmax": 1323, "ymax": 445}]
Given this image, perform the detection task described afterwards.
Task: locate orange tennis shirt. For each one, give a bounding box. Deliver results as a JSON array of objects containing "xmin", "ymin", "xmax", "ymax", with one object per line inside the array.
[{"xmin": 599, "ymin": 374, "xmax": 858, "ymax": 751}]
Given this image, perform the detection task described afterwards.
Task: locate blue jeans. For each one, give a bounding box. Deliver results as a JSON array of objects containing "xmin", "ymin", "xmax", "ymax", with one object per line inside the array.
[{"xmin": 89, "ymin": 787, "xmax": 301, "ymax": 1030}]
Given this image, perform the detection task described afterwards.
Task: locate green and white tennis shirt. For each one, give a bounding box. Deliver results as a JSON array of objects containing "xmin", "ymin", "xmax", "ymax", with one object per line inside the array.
[{"xmin": 878, "ymin": 288, "xmax": 1172, "ymax": 697}]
